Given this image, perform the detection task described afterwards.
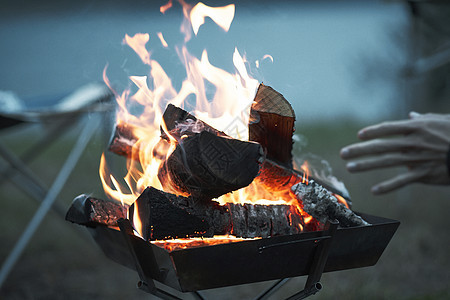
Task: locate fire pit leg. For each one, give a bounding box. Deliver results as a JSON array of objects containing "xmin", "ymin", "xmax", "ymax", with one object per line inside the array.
[
  {"xmin": 286, "ymin": 219, "xmax": 339, "ymax": 300},
  {"xmin": 253, "ymin": 220, "xmax": 338, "ymax": 300},
  {"xmin": 254, "ymin": 278, "xmax": 292, "ymax": 300},
  {"xmin": 117, "ymin": 219, "xmax": 184, "ymax": 300}
]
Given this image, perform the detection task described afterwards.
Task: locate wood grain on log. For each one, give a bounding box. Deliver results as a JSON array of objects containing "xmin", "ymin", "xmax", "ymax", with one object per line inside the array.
[{"xmin": 249, "ymin": 84, "xmax": 295, "ymax": 168}]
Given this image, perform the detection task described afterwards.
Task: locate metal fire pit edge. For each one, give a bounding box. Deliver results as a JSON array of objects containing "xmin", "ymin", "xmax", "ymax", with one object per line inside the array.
[{"xmin": 89, "ymin": 212, "xmax": 399, "ymax": 292}]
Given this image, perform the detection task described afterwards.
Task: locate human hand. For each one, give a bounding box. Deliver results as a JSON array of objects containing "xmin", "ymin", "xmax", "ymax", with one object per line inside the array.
[{"xmin": 340, "ymin": 112, "xmax": 450, "ymax": 195}]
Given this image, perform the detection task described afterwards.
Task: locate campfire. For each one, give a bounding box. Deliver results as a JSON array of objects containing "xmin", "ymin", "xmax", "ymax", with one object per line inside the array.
[{"xmin": 66, "ymin": 1, "xmax": 399, "ymax": 298}]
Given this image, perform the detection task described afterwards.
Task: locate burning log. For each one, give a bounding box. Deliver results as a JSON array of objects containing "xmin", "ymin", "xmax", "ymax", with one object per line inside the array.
[
  {"xmin": 130, "ymin": 187, "xmax": 307, "ymax": 240},
  {"xmin": 107, "ymin": 104, "xmax": 351, "ymax": 201},
  {"xmin": 158, "ymin": 131, "xmax": 264, "ymax": 200},
  {"xmin": 292, "ymin": 181, "xmax": 369, "ymax": 227},
  {"xmin": 249, "ymin": 84, "xmax": 295, "ymax": 168},
  {"xmin": 65, "ymin": 188, "xmax": 311, "ymax": 239},
  {"xmin": 108, "ymin": 122, "xmax": 139, "ymax": 160},
  {"xmin": 65, "ymin": 194, "xmax": 128, "ymax": 227},
  {"xmin": 160, "ymin": 104, "xmax": 227, "ymax": 140}
]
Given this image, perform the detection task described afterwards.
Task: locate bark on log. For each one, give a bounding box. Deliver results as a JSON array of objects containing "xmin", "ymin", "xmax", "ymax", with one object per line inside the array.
[
  {"xmin": 130, "ymin": 187, "xmax": 307, "ymax": 240},
  {"xmin": 65, "ymin": 194, "xmax": 128, "ymax": 227},
  {"xmin": 249, "ymin": 84, "xmax": 295, "ymax": 168},
  {"xmin": 158, "ymin": 131, "xmax": 264, "ymax": 200},
  {"xmin": 291, "ymin": 181, "xmax": 369, "ymax": 227}
]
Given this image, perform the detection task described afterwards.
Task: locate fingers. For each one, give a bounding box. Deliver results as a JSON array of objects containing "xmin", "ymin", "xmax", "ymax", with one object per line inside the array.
[
  {"xmin": 409, "ymin": 111, "xmax": 450, "ymax": 120},
  {"xmin": 345, "ymin": 152, "xmax": 441, "ymax": 173},
  {"xmin": 409, "ymin": 111, "xmax": 421, "ymax": 119},
  {"xmin": 370, "ymin": 169, "xmax": 427, "ymax": 195},
  {"xmin": 357, "ymin": 119, "xmax": 417, "ymax": 140},
  {"xmin": 340, "ymin": 138, "xmax": 414, "ymax": 159}
]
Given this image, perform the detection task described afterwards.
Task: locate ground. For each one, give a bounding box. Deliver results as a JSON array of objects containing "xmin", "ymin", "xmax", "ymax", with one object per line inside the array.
[{"xmin": 0, "ymin": 120, "xmax": 449, "ymax": 299}]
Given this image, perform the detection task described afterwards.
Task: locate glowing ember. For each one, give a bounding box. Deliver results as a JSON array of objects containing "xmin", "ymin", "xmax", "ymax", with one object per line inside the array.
[{"xmin": 152, "ymin": 235, "xmax": 254, "ymax": 252}]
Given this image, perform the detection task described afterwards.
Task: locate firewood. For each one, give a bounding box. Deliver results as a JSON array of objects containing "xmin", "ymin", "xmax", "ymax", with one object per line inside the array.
[
  {"xmin": 158, "ymin": 131, "xmax": 264, "ymax": 200},
  {"xmin": 107, "ymin": 104, "xmax": 351, "ymax": 201},
  {"xmin": 256, "ymin": 159, "xmax": 351, "ymax": 202},
  {"xmin": 130, "ymin": 187, "xmax": 307, "ymax": 240},
  {"xmin": 65, "ymin": 188, "xmax": 309, "ymax": 239},
  {"xmin": 160, "ymin": 104, "xmax": 227, "ymax": 141},
  {"xmin": 129, "ymin": 187, "xmax": 214, "ymax": 240},
  {"xmin": 291, "ymin": 181, "xmax": 368, "ymax": 227},
  {"xmin": 108, "ymin": 122, "xmax": 139, "ymax": 160},
  {"xmin": 249, "ymin": 84, "xmax": 295, "ymax": 168},
  {"xmin": 65, "ymin": 194, "xmax": 128, "ymax": 227}
]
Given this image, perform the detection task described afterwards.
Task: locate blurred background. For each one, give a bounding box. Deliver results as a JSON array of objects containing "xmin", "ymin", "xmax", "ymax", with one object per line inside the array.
[{"xmin": 0, "ymin": 0, "xmax": 449, "ymax": 299}]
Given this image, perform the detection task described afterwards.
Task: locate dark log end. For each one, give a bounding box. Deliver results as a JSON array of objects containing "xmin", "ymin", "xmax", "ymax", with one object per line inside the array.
[
  {"xmin": 65, "ymin": 194, "xmax": 128, "ymax": 227},
  {"xmin": 108, "ymin": 122, "xmax": 139, "ymax": 159},
  {"xmin": 130, "ymin": 187, "xmax": 212, "ymax": 240}
]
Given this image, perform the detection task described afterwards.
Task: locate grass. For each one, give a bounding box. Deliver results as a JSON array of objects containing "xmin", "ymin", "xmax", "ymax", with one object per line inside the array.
[{"xmin": 0, "ymin": 118, "xmax": 449, "ymax": 299}]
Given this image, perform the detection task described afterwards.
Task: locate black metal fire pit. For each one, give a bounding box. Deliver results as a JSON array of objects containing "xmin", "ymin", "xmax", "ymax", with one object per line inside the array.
[{"xmin": 84, "ymin": 212, "xmax": 399, "ymax": 299}]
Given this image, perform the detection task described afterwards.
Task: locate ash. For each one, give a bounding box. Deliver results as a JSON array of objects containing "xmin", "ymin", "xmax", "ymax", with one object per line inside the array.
[{"xmin": 292, "ymin": 180, "xmax": 369, "ymax": 227}]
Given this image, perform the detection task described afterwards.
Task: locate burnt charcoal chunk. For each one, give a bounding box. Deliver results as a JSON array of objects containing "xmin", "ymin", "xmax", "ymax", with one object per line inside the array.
[{"xmin": 292, "ymin": 181, "xmax": 369, "ymax": 227}]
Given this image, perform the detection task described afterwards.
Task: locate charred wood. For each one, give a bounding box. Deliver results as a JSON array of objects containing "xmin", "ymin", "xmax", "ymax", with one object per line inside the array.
[
  {"xmin": 292, "ymin": 181, "xmax": 368, "ymax": 227},
  {"xmin": 107, "ymin": 104, "xmax": 350, "ymax": 201},
  {"xmin": 108, "ymin": 122, "xmax": 139, "ymax": 160},
  {"xmin": 249, "ymin": 84, "xmax": 295, "ymax": 168},
  {"xmin": 160, "ymin": 104, "xmax": 227, "ymax": 141},
  {"xmin": 65, "ymin": 194, "xmax": 128, "ymax": 227},
  {"xmin": 158, "ymin": 131, "xmax": 264, "ymax": 200},
  {"xmin": 130, "ymin": 187, "xmax": 214, "ymax": 240},
  {"xmin": 256, "ymin": 159, "xmax": 350, "ymax": 202},
  {"xmin": 130, "ymin": 187, "xmax": 306, "ymax": 240}
]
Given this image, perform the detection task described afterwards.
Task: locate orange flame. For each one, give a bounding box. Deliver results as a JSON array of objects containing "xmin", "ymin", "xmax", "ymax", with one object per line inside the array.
[
  {"xmin": 160, "ymin": 0, "xmax": 173, "ymax": 14},
  {"xmin": 131, "ymin": 200, "xmax": 144, "ymax": 237},
  {"xmin": 157, "ymin": 32, "xmax": 169, "ymax": 48},
  {"xmin": 102, "ymin": 2, "xmax": 258, "ymax": 206},
  {"xmin": 123, "ymin": 33, "xmax": 151, "ymax": 65},
  {"xmin": 300, "ymin": 161, "xmax": 310, "ymax": 185},
  {"xmin": 334, "ymin": 194, "xmax": 350, "ymax": 209},
  {"xmin": 190, "ymin": 3, "xmax": 235, "ymax": 35},
  {"xmin": 101, "ymin": 2, "xmax": 321, "ymax": 245}
]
